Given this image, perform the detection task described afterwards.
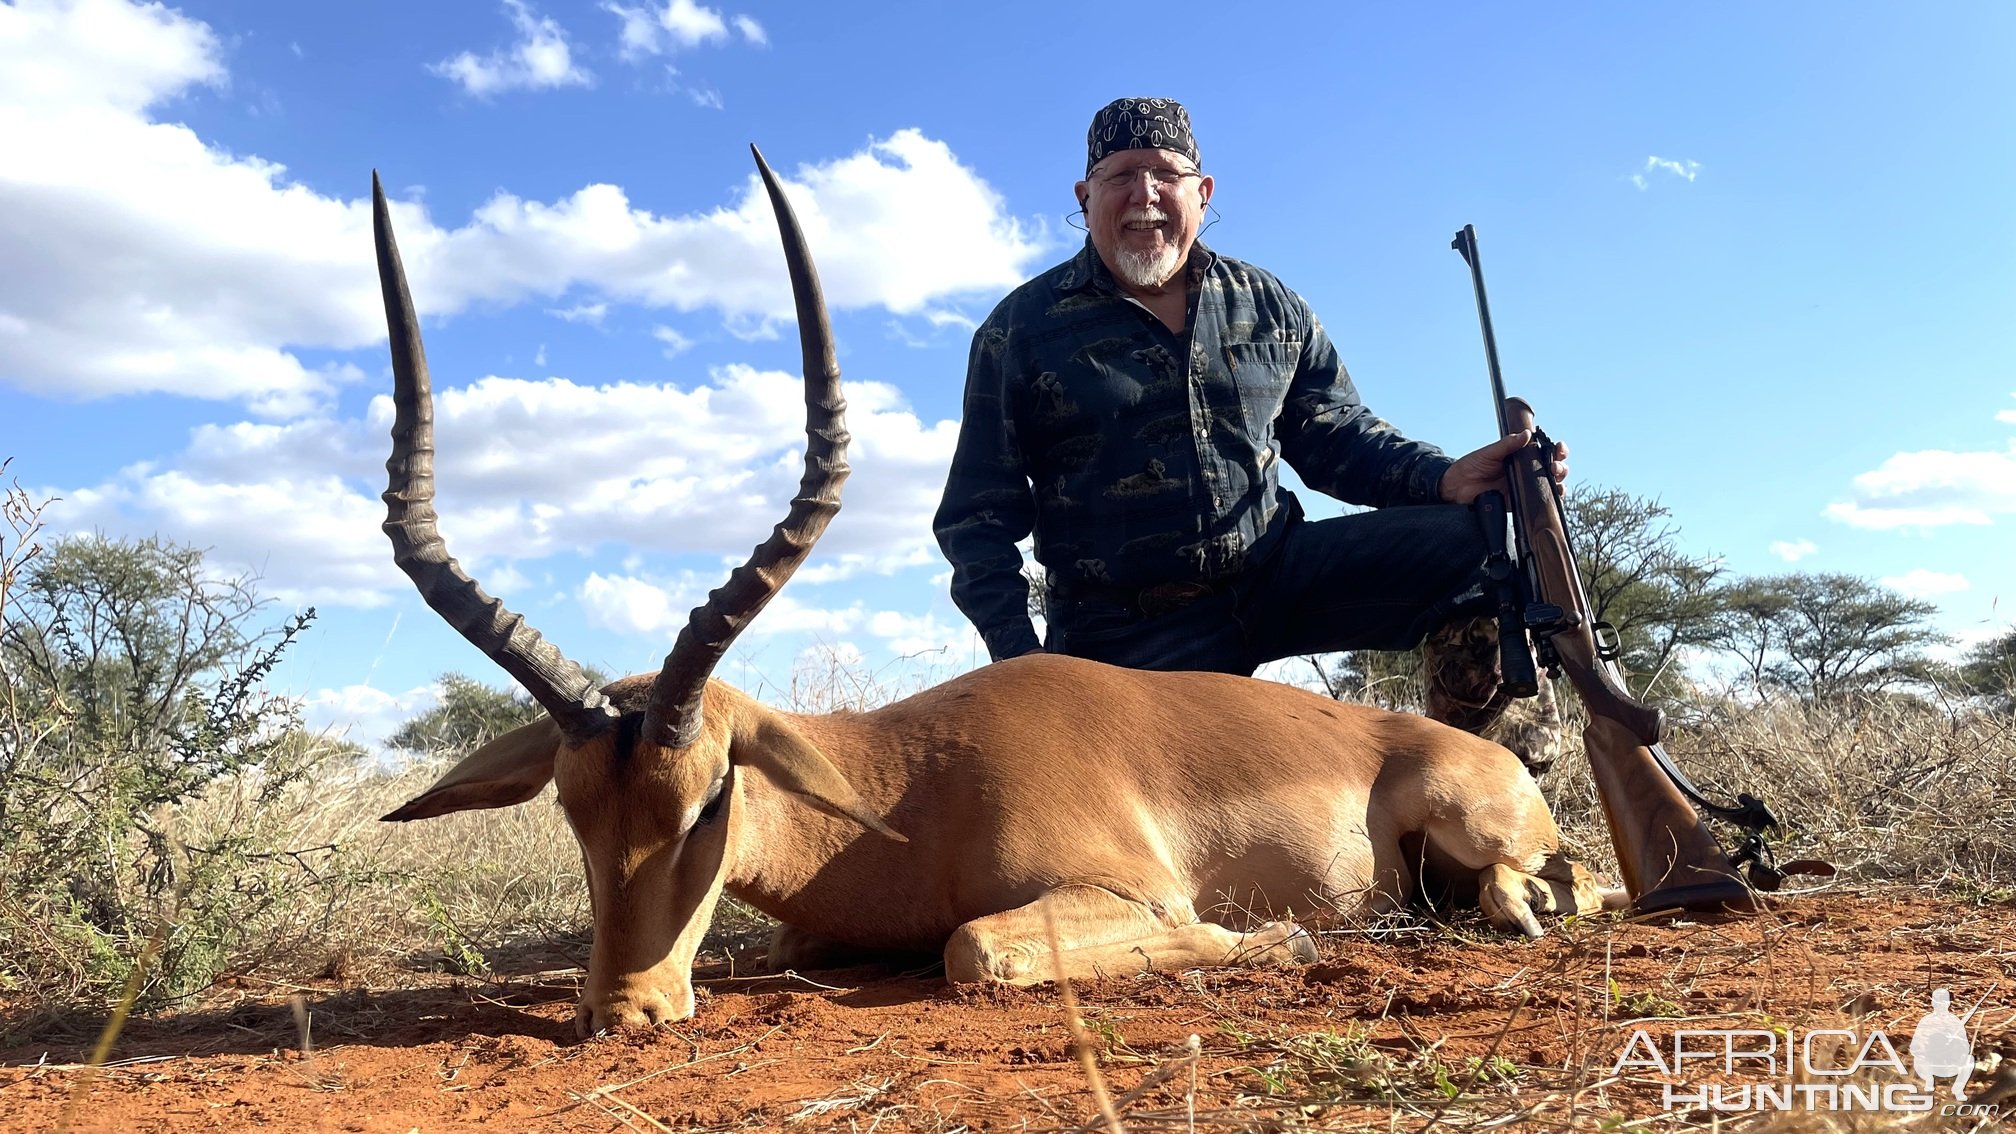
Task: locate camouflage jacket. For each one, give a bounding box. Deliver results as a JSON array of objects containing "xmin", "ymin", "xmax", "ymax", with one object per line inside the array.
[{"xmin": 933, "ymin": 239, "xmax": 1454, "ymax": 661}]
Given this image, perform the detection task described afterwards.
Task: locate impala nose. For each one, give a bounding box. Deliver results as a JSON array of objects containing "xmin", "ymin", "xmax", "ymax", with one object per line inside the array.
[{"xmin": 576, "ymin": 981, "xmax": 694, "ymax": 1037}]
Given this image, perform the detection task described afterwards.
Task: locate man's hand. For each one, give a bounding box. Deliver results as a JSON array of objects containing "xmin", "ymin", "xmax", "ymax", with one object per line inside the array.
[{"xmin": 1439, "ymin": 430, "xmax": 1569, "ymax": 504}]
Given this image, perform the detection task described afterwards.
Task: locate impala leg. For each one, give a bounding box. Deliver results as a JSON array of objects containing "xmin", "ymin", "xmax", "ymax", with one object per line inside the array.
[
  {"xmin": 944, "ymin": 885, "xmax": 1319, "ymax": 986},
  {"xmin": 1477, "ymin": 855, "xmax": 1625, "ymax": 938}
]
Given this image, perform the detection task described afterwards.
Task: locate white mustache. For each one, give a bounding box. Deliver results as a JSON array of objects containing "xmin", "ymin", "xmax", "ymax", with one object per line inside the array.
[{"xmin": 1122, "ymin": 208, "xmax": 1168, "ymax": 226}]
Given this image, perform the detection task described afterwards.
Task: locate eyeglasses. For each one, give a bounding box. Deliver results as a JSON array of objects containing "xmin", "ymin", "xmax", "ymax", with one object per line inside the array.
[{"xmin": 1090, "ymin": 164, "xmax": 1202, "ymax": 192}]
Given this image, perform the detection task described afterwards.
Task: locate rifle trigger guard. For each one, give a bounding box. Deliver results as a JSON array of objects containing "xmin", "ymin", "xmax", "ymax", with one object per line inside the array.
[{"xmin": 1591, "ymin": 620, "xmax": 1623, "ymax": 663}]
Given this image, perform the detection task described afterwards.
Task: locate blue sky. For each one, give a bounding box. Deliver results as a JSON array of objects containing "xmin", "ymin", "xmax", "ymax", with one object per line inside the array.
[{"xmin": 3, "ymin": 0, "xmax": 2011, "ymax": 748}]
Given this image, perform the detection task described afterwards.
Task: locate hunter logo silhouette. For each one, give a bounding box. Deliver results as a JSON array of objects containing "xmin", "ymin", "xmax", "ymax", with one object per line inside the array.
[{"xmin": 1909, "ymin": 988, "xmax": 1974, "ymax": 1100}]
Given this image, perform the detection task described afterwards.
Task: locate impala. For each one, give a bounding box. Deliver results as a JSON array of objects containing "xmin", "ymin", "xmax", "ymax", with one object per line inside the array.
[{"xmin": 373, "ymin": 149, "xmax": 1611, "ymax": 1035}]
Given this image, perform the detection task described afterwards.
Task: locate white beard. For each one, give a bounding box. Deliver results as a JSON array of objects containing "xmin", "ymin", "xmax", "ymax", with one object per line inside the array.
[{"xmin": 1112, "ymin": 241, "xmax": 1183, "ymax": 290}]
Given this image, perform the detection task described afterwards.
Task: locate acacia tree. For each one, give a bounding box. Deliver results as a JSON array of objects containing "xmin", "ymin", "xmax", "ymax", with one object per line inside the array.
[
  {"xmin": 1958, "ymin": 625, "xmax": 2016, "ymax": 711},
  {"xmin": 0, "ymin": 536, "xmax": 314, "ymax": 807},
  {"xmin": 1564, "ymin": 487, "xmax": 1727, "ymax": 695},
  {"xmin": 388, "ymin": 672, "xmax": 552, "ymax": 760},
  {"xmin": 1705, "ymin": 573, "xmax": 1946, "ymax": 700}
]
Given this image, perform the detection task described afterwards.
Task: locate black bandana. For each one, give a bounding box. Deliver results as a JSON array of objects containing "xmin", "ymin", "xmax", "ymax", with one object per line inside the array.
[{"xmin": 1085, "ymin": 97, "xmax": 1199, "ymax": 177}]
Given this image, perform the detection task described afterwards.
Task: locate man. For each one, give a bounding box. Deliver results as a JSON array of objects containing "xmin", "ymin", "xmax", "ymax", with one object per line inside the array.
[{"xmin": 933, "ymin": 97, "xmax": 1566, "ymax": 767}]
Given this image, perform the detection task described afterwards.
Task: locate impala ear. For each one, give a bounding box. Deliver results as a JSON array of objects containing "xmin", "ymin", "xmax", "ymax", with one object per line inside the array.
[
  {"xmin": 382, "ymin": 716, "xmax": 563, "ymax": 821},
  {"xmin": 736, "ymin": 713, "xmax": 907, "ymax": 842}
]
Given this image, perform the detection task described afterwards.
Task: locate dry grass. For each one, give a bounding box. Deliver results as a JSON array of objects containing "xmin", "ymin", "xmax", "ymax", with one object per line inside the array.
[
  {"xmin": 1541, "ymin": 687, "xmax": 2016, "ymax": 893},
  {"xmin": 7, "ymin": 655, "xmax": 2012, "ymax": 1084}
]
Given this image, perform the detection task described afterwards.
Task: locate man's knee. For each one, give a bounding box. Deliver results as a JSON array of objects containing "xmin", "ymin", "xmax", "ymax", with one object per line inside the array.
[{"xmin": 1408, "ymin": 502, "xmax": 1490, "ymax": 567}]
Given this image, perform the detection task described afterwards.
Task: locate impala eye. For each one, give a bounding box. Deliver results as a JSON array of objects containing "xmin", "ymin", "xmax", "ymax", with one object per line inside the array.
[{"xmin": 695, "ymin": 777, "xmax": 726, "ymax": 826}]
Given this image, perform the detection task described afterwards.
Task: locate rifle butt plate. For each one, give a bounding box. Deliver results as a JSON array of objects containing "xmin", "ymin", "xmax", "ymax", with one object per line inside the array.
[{"xmin": 1633, "ymin": 878, "xmax": 1758, "ymax": 917}]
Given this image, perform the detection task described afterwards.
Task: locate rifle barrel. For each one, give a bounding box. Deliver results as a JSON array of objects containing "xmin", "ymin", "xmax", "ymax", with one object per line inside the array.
[
  {"xmin": 1449, "ymin": 223, "xmax": 1761, "ymax": 915},
  {"xmin": 1452, "ymin": 225, "xmax": 1513, "ymax": 438}
]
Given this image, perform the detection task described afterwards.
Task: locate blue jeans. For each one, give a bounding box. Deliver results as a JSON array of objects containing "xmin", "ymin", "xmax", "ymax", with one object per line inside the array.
[{"xmin": 1044, "ymin": 499, "xmax": 1488, "ymax": 676}]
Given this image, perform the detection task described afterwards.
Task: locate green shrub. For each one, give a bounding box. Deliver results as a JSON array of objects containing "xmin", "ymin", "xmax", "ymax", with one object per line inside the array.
[{"xmin": 0, "ymin": 475, "xmax": 348, "ymax": 1021}]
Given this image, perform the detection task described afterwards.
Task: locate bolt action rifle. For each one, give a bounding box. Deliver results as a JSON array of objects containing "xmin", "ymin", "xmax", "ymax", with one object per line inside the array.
[{"xmin": 1451, "ymin": 224, "xmax": 1782, "ymax": 913}]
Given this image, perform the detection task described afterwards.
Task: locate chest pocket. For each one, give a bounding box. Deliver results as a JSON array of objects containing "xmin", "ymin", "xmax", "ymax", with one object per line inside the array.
[{"xmin": 1223, "ymin": 340, "xmax": 1300, "ymax": 430}]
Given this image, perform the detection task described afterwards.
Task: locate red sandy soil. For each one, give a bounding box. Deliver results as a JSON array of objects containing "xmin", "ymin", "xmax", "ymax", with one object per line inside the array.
[{"xmin": 4, "ymin": 890, "xmax": 2014, "ymax": 1132}]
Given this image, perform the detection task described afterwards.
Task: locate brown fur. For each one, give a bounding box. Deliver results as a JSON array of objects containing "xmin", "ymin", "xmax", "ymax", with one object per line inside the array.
[{"xmin": 390, "ymin": 653, "xmax": 1609, "ymax": 1035}]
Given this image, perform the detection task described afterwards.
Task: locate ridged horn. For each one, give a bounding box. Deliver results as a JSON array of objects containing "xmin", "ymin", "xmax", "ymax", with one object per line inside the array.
[
  {"xmin": 373, "ymin": 171, "xmax": 620, "ymax": 746},
  {"xmin": 639, "ymin": 146, "xmax": 849, "ymax": 750}
]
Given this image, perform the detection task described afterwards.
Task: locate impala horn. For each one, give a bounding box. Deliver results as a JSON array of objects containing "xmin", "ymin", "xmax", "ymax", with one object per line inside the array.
[
  {"xmin": 640, "ymin": 146, "xmax": 849, "ymax": 749},
  {"xmin": 376, "ymin": 149, "xmax": 843, "ymax": 750},
  {"xmin": 375, "ymin": 171, "xmax": 621, "ymax": 747}
]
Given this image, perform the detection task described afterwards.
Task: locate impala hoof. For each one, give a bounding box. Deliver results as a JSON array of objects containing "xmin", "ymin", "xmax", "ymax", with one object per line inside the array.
[
  {"xmin": 1479, "ymin": 864, "xmax": 1547, "ymax": 938},
  {"xmin": 1236, "ymin": 921, "xmax": 1320, "ymax": 967}
]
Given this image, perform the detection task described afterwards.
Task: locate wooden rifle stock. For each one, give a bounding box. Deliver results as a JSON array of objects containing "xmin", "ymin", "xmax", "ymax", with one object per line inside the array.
[
  {"xmin": 1453, "ymin": 224, "xmax": 1753, "ymax": 915},
  {"xmin": 1502, "ymin": 398, "xmax": 1754, "ymax": 914}
]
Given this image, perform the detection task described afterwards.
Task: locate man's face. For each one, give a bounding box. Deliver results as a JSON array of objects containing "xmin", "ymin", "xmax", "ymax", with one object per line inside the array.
[{"xmin": 1077, "ymin": 147, "xmax": 1213, "ymax": 292}]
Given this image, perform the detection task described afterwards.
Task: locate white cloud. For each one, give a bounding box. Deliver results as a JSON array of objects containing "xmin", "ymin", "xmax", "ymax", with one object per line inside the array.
[
  {"xmin": 0, "ymin": 0, "xmax": 360, "ymax": 416},
  {"xmin": 606, "ymin": 0, "xmax": 765, "ymax": 57},
  {"xmin": 866, "ymin": 610, "xmax": 966, "ymax": 657},
  {"xmin": 1881, "ymin": 569, "xmax": 1970, "ymax": 598},
  {"xmin": 605, "ymin": 3, "xmax": 661, "ymax": 56},
  {"xmin": 724, "ymin": 315, "xmax": 781, "ymax": 342},
  {"xmin": 0, "ymin": 0, "xmax": 224, "ymax": 113},
  {"xmin": 431, "ymin": 0, "xmax": 591, "ymax": 98},
  {"xmin": 53, "ymin": 370, "xmax": 959, "ymax": 609},
  {"xmin": 576, "ymin": 577, "xmax": 965, "ymax": 657},
  {"xmin": 487, "ymin": 563, "xmax": 533, "ymax": 594},
  {"xmin": 301, "ymin": 682, "xmax": 441, "ymax": 753},
  {"xmin": 687, "ymin": 84, "xmax": 723, "ymax": 110},
  {"xmin": 580, "ymin": 569, "xmax": 701, "ymax": 635},
  {"xmin": 1648, "ymin": 156, "xmax": 1699, "ymax": 181},
  {"xmin": 579, "ymin": 574, "xmax": 864, "ymax": 639},
  {"xmin": 56, "ymin": 459, "xmax": 401, "ymax": 609},
  {"xmin": 408, "ymin": 132, "xmax": 1044, "ymax": 319},
  {"xmin": 1824, "ymin": 424, "xmax": 2016, "ymax": 531},
  {"xmin": 403, "ymin": 132, "xmax": 1042, "ymax": 320},
  {"xmin": 546, "ymin": 301, "xmax": 609, "ymax": 324},
  {"xmin": 0, "ymin": 0, "xmax": 1043, "ymax": 417},
  {"xmin": 652, "ymin": 325, "xmax": 694, "ymax": 356},
  {"xmin": 1630, "ymin": 155, "xmax": 1701, "ymax": 191},
  {"xmin": 653, "ymin": 0, "xmax": 725, "ymax": 46},
  {"xmin": 1769, "ymin": 538, "xmax": 1817, "ymax": 563},
  {"xmin": 888, "ymin": 306, "xmax": 979, "ymax": 349},
  {"xmin": 793, "ymin": 546, "xmax": 939, "ymax": 584}
]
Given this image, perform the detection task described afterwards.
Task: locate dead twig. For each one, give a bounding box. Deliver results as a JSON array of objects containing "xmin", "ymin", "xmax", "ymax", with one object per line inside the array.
[{"xmin": 1043, "ymin": 905, "xmax": 1124, "ymax": 1134}]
